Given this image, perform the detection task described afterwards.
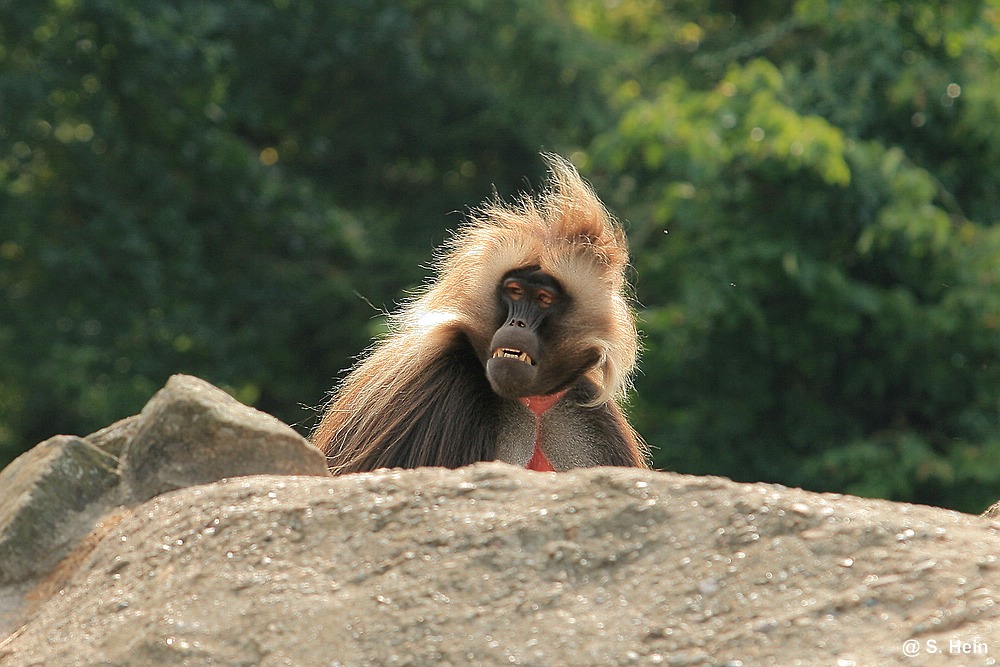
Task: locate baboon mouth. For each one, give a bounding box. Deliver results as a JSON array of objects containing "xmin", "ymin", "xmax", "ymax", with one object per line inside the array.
[{"xmin": 491, "ymin": 347, "xmax": 535, "ymax": 366}]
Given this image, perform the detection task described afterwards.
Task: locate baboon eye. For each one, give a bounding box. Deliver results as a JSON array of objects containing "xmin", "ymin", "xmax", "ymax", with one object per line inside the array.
[
  {"xmin": 505, "ymin": 282, "xmax": 525, "ymax": 300},
  {"xmin": 537, "ymin": 290, "xmax": 555, "ymax": 308}
]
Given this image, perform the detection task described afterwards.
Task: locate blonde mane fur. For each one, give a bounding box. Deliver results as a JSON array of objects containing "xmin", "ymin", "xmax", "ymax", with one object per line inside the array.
[
  {"xmin": 313, "ymin": 154, "xmax": 642, "ymax": 473},
  {"xmin": 403, "ymin": 154, "xmax": 637, "ymax": 405}
]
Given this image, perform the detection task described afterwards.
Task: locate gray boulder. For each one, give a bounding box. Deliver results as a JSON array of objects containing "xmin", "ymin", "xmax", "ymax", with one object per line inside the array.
[
  {"xmin": 1, "ymin": 375, "xmax": 998, "ymax": 666},
  {"xmin": 121, "ymin": 374, "xmax": 328, "ymax": 503},
  {"xmin": 0, "ymin": 435, "xmax": 120, "ymax": 586},
  {"xmin": 3, "ymin": 464, "xmax": 999, "ymax": 666},
  {"xmin": 0, "ymin": 374, "xmax": 329, "ymax": 634}
]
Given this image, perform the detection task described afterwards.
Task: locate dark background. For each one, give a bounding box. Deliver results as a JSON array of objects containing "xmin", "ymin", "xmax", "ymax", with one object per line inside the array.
[{"xmin": 3, "ymin": 0, "xmax": 1000, "ymax": 512}]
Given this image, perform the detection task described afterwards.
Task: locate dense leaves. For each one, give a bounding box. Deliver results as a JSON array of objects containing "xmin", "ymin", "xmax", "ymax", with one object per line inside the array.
[
  {"xmin": 0, "ymin": 0, "xmax": 607, "ymax": 450},
  {"xmin": 2, "ymin": 0, "xmax": 1000, "ymax": 512},
  {"xmin": 581, "ymin": 0, "xmax": 1000, "ymax": 511}
]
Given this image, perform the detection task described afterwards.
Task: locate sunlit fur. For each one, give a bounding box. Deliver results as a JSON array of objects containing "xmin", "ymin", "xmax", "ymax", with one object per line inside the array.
[{"xmin": 313, "ymin": 154, "xmax": 643, "ymax": 473}]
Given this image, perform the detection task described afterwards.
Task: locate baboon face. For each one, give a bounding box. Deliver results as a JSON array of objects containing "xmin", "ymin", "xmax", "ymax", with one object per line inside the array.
[
  {"xmin": 313, "ymin": 154, "xmax": 646, "ymax": 473},
  {"xmin": 485, "ymin": 266, "xmax": 600, "ymax": 399}
]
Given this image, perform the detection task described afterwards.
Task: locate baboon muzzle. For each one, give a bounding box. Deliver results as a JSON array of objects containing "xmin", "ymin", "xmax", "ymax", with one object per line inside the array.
[{"xmin": 485, "ymin": 301, "xmax": 547, "ymax": 398}]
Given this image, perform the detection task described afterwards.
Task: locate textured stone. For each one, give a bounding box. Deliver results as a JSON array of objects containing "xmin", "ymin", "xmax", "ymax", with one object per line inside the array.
[
  {"xmin": 983, "ymin": 499, "xmax": 1000, "ymax": 519},
  {"xmin": 121, "ymin": 374, "xmax": 328, "ymax": 503},
  {"xmin": 0, "ymin": 435, "xmax": 120, "ymax": 585},
  {"xmin": 3, "ymin": 375, "xmax": 999, "ymax": 665},
  {"xmin": 4, "ymin": 464, "xmax": 999, "ymax": 666},
  {"xmin": 85, "ymin": 414, "xmax": 141, "ymax": 459}
]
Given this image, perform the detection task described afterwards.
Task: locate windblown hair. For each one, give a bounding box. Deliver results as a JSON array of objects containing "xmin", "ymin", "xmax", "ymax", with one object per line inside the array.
[{"xmin": 314, "ymin": 154, "xmax": 642, "ymax": 473}]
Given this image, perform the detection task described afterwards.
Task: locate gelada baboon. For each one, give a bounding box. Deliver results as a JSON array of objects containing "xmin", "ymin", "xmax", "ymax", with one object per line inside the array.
[{"xmin": 313, "ymin": 154, "xmax": 647, "ymax": 473}]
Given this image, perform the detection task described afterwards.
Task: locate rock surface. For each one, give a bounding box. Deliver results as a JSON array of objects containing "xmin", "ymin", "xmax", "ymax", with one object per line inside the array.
[
  {"xmin": 0, "ymin": 374, "xmax": 329, "ymax": 643},
  {"xmin": 4, "ymin": 470, "xmax": 1000, "ymax": 666},
  {"xmin": 0, "ymin": 376, "xmax": 998, "ymax": 666},
  {"xmin": 0, "ymin": 435, "xmax": 119, "ymax": 585},
  {"xmin": 121, "ymin": 374, "xmax": 328, "ymax": 502}
]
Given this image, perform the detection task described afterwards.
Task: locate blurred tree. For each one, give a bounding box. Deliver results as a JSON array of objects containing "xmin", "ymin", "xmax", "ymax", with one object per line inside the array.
[
  {"xmin": 3, "ymin": 0, "xmax": 1000, "ymax": 513},
  {"xmin": 576, "ymin": 0, "xmax": 1000, "ymax": 511},
  {"xmin": 0, "ymin": 0, "xmax": 611, "ymax": 464}
]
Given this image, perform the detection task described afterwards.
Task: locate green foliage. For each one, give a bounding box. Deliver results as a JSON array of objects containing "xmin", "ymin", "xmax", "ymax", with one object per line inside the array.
[
  {"xmin": 0, "ymin": 0, "xmax": 609, "ymax": 461},
  {"xmin": 2, "ymin": 0, "xmax": 1000, "ymax": 513},
  {"xmin": 579, "ymin": 0, "xmax": 1000, "ymax": 512}
]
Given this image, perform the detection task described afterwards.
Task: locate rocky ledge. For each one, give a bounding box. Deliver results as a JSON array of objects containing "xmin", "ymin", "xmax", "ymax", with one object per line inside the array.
[{"xmin": 0, "ymin": 375, "xmax": 997, "ymax": 666}]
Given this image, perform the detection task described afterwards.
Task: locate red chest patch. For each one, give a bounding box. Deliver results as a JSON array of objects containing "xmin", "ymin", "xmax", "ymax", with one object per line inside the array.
[{"xmin": 517, "ymin": 390, "xmax": 566, "ymax": 472}]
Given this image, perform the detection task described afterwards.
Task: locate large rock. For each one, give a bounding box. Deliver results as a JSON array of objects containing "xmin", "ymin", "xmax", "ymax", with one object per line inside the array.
[
  {"xmin": 121, "ymin": 374, "xmax": 329, "ymax": 502},
  {"xmin": 0, "ymin": 435, "xmax": 120, "ymax": 585},
  {"xmin": 1, "ymin": 375, "xmax": 997, "ymax": 665},
  {"xmin": 0, "ymin": 374, "xmax": 329, "ymax": 636},
  {"xmin": 0, "ymin": 375, "xmax": 327, "ymax": 585},
  {"xmin": 3, "ymin": 464, "xmax": 998, "ymax": 666}
]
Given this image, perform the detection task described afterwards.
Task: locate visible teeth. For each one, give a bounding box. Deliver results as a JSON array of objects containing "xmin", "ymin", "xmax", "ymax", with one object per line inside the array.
[{"xmin": 492, "ymin": 348, "xmax": 534, "ymax": 365}]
